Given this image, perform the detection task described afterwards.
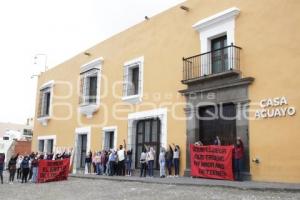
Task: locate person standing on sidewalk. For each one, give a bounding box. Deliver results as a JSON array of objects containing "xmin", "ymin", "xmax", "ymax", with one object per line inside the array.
[
  {"xmin": 100, "ymin": 150, "xmax": 107, "ymax": 175},
  {"xmin": 125, "ymin": 149, "xmax": 133, "ymax": 176},
  {"xmin": 139, "ymin": 148, "xmax": 147, "ymax": 177},
  {"xmin": 0, "ymin": 153, "xmax": 5, "ymax": 184},
  {"xmin": 21, "ymin": 156, "xmax": 30, "ymax": 183},
  {"xmin": 31, "ymin": 156, "xmax": 39, "ymax": 183},
  {"xmin": 95, "ymin": 152, "xmax": 101, "ymax": 175},
  {"xmin": 234, "ymin": 137, "xmax": 244, "ymax": 181},
  {"xmin": 8, "ymin": 153, "xmax": 19, "ymax": 184},
  {"xmin": 159, "ymin": 147, "xmax": 166, "ymax": 178},
  {"xmin": 85, "ymin": 151, "xmax": 92, "ymax": 174},
  {"xmin": 173, "ymin": 144, "xmax": 180, "ymax": 177},
  {"xmin": 108, "ymin": 150, "xmax": 117, "ymax": 176},
  {"xmin": 165, "ymin": 145, "xmax": 173, "ymax": 177},
  {"xmin": 146, "ymin": 146, "xmax": 155, "ymax": 178},
  {"xmin": 117, "ymin": 145, "xmax": 125, "ymax": 176},
  {"xmin": 16, "ymin": 155, "xmax": 23, "ymax": 181}
]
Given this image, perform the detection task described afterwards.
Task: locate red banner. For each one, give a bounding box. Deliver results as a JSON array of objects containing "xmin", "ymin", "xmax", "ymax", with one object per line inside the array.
[
  {"xmin": 38, "ymin": 159, "xmax": 70, "ymax": 183},
  {"xmin": 190, "ymin": 145, "xmax": 234, "ymax": 181}
]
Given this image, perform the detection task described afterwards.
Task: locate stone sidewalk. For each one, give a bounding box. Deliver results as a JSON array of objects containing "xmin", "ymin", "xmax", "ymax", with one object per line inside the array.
[{"xmin": 70, "ymin": 174, "xmax": 300, "ymax": 192}]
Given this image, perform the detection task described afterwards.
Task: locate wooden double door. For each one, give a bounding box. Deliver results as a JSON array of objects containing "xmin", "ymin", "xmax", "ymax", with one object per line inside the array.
[{"xmin": 135, "ymin": 118, "xmax": 161, "ymax": 169}]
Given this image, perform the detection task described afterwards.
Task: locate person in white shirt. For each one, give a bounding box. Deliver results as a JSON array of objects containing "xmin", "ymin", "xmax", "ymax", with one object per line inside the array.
[
  {"xmin": 146, "ymin": 146, "xmax": 155, "ymax": 177},
  {"xmin": 16, "ymin": 155, "xmax": 23, "ymax": 181},
  {"xmin": 117, "ymin": 145, "xmax": 125, "ymax": 176},
  {"xmin": 139, "ymin": 148, "xmax": 147, "ymax": 177},
  {"xmin": 173, "ymin": 143, "xmax": 180, "ymax": 177}
]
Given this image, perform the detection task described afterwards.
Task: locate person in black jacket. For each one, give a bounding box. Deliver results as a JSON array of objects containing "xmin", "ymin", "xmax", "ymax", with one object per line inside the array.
[
  {"xmin": 85, "ymin": 151, "xmax": 92, "ymax": 174},
  {"xmin": 165, "ymin": 145, "xmax": 173, "ymax": 177},
  {"xmin": 8, "ymin": 153, "xmax": 19, "ymax": 184},
  {"xmin": 21, "ymin": 156, "xmax": 30, "ymax": 183}
]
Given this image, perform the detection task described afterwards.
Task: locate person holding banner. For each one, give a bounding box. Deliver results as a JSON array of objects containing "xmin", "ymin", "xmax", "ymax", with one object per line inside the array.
[
  {"xmin": 214, "ymin": 136, "xmax": 221, "ymax": 146},
  {"xmin": 233, "ymin": 137, "xmax": 244, "ymax": 181}
]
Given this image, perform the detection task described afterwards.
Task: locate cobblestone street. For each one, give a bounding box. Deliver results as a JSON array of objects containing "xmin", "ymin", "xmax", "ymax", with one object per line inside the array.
[{"xmin": 0, "ymin": 176, "xmax": 299, "ymax": 200}]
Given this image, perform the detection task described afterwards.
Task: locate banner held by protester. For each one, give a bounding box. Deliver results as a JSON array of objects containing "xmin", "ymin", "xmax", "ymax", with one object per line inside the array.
[
  {"xmin": 37, "ymin": 159, "xmax": 70, "ymax": 183},
  {"xmin": 190, "ymin": 144, "xmax": 234, "ymax": 181}
]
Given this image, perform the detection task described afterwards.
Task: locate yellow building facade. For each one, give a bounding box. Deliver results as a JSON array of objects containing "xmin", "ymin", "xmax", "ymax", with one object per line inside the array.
[{"xmin": 33, "ymin": 0, "xmax": 300, "ymax": 183}]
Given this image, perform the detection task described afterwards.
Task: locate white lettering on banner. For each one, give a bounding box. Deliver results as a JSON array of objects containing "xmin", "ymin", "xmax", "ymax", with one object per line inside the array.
[{"xmin": 255, "ymin": 96, "xmax": 296, "ymax": 119}]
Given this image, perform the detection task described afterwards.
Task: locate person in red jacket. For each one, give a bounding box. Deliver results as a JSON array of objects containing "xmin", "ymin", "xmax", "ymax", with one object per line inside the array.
[{"xmin": 233, "ymin": 136, "xmax": 244, "ymax": 181}]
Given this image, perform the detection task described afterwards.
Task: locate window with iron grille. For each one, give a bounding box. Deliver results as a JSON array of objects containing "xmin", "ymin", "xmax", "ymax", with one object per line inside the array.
[
  {"xmin": 79, "ymin": 69, "xmax": 99, "ymax": 105},
  {"xmin": 38, "ymin": 87, "xmax": 51, "ymax": 118},
  {"xmin": 122, "ymin": 57, "xmax": 143, "ymax": 101}
]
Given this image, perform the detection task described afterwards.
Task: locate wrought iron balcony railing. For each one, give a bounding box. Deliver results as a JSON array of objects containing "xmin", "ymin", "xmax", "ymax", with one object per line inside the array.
[{"xmin": 182, "ymin": 44, "xmax": 241, "ymax": 82}]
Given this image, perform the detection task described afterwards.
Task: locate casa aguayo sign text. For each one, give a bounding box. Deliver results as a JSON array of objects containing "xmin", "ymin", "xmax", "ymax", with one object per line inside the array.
[{"xmin": 255, "ymin": 96, "xmax": 296, "ymax": 119}]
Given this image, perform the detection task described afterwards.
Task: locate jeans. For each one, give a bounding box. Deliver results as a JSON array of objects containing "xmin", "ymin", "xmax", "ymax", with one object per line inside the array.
[
  {"xmin": 166, "ymin": 159, "xmax": 172, "ymax": 176},
  {"xmin": 109, "ymin": 161, "xmax": 115, "ymax": 176},
  {"xmin": 0, "ymin": 165, "xmax": 4, "ymax": 184},
  {"xmin": 125, "ymin": 160, "xmax": 132, "ymax": 175},
  {"xmin": 106, "ymin": 162, "xmax": 110, "ymax": 175},
  {"xmin": 31, "ymin": 167, "xmax": 38, "ymax": 183},
  {"xmin": 17, "ymin": 168, "xmax": 22, "ymax": 179},
  {"xmin": 174, "ymin": 158, "xmax": 179, "ymax": 176},
  {"xmin": 160, "ymin": 160, "xmax": 166, "ymax": 177},
  {"xmin": 96, "ymin": 163, "xmax": 101, "ymax": 175},
  {"xmin": 234, "ymin": 158, "xmax": 243, "ymax": 181},
  {"xmin": 148, "ymin": 160, "xmax": 154, "ymax": 177},
  {"xmin": 140, "ymin": 162, "xmax": 147, "ymax": 177}
]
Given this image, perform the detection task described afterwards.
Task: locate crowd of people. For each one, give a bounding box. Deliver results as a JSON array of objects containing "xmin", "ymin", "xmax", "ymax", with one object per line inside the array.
[
  {"xmin": 0, "ymin": 151, "xmax": 71, "ymax": 185},
  {"xmin": 0, "ymin": 136, "xmax": 245, "ymax": 184},
  {"xmin": 84, "ymin": 143, "xmax": 181, "ymax": 178}
]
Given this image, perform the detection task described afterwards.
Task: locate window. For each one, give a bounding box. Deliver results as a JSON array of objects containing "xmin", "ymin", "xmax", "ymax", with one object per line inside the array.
[
  {"xmin": 37, "ymin": 80, "xmax": 54, "ymax": 126},
  {"xmin": 37, "ymin": 136, "xmax": 56, "ymax": 153},
  {"xmin": 122, "ymin": 56, "xmax": 144, "ymax": 103},
  {"xmin": 47, "ymin": 139, "xmax": 54, "ymax": 153},
  {"xmin": 211, "ymin": 35, "xmax": 228, "ymax": 74},
  {"xmin": 80, "ymin": 70, "xmax": 99, "ymax": 105},
  {"xmin": 79, "ymin": 58, "xmax": 103, "ymax": 118},
  {"xmin": 23, "ymin": 129, "xmax": 33, "ymax": 137},
  {"xmin": 38, "ymin": 140, "xmax": 45, "ymax": 152},
  {"xmin": 38, "ymin": 87, "xmax": 51, "ymax": 117},
  {"xmin": 102, "ymin": 126, "xmax": 117, "ymax": 151},
  {"xmin": 104, "ymin": 131, "xmax": 114, "ymax": 150}
]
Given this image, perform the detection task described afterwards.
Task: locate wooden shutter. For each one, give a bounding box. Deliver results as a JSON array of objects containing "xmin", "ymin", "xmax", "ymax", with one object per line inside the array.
[
  {"xmin": 79, "ymin": 75, "xmax": 84, "ymax": 104},
  {"xmin": 37, "ymin": 91, "xmax": 43, "ymax": 117}
]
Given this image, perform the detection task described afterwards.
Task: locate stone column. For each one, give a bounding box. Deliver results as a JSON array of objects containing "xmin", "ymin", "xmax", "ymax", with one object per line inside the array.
[{"xmin": 184, "ymin": 106, "xmax": 198, "ymax": 176}]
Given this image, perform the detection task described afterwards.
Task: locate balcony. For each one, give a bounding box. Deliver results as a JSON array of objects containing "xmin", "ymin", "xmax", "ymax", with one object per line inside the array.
[{"xmin": 182, "ymin": 44, "xmax": 241, "ymax": 83}]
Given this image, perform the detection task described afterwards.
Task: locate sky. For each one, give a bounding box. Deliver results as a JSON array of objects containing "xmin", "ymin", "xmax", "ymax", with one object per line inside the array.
[{"xmin": 0, "ymin": 0, "xmax": 184, "ymax": 124}]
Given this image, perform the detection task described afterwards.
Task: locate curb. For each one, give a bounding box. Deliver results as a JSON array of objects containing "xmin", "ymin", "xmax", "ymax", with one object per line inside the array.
[{"xmin": 69, "ymin": 175, "xmax": 300, "ymax": 193}]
